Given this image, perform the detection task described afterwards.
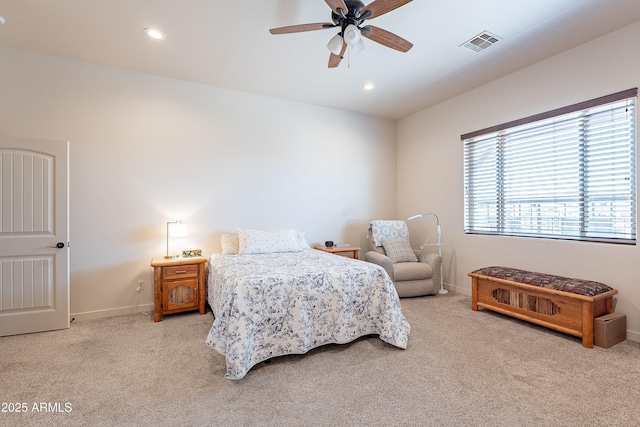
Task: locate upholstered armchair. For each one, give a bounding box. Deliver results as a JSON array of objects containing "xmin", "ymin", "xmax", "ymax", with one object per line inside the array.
[{"xmin": 365, "ymin": 220, "xmax": 442, "ymax": 297}]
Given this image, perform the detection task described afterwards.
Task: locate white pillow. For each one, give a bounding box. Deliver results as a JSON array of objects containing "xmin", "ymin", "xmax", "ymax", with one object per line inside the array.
[
  {"xmin": 296, "ymin": 231, "xmax": 311, "ymax": 250},
  {"xmin": 221, "ymin": 233, "xmax": 239, "ymax": 255},
  {"xmin": 221, "ymin": 230, "xmax": 309, "ymax": 254},
  {"xmin": 238, "ymin": 228, "xmax": 301, "ymax": 254}
]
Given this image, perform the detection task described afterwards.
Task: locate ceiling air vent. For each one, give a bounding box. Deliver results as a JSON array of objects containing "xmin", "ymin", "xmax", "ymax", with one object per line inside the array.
[{"xmin": 462, "ymin": 31, "xmax": 501, "ymax": 52}]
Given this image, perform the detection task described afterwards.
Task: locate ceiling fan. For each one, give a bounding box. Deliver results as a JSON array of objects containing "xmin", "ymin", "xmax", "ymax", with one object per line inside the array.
[{"xmin": 269, "ymin": 0, "xmax": 413, "ymax": 68}]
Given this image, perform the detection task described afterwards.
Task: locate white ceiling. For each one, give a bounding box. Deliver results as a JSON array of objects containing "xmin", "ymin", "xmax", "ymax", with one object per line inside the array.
[{"xmin": 1, "ymin": 0, "xmax": 640, "ymax": 119}]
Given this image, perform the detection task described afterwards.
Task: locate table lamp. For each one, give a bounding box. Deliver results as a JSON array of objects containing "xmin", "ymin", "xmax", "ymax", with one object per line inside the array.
[{"xmin": 165, "ymin": 220, "xmax": 187, "ymax": 259}]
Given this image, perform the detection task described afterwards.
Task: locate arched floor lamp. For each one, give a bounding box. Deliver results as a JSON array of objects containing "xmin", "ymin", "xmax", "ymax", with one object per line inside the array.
[{"xmin": 407, "ymin": 212, "xmax": 447, "ymax": 294}]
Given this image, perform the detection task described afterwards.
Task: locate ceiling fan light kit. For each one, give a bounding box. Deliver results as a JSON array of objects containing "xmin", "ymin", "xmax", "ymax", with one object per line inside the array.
[
  {"xmin": 327, "ymin": 33, "xmax": 344, "ymax": 54},
  {"xmin": 269, "ymin": 0, "xmax": 414, "ymax": 68},
  {"xmin": 343, "ymin": 24, "xmax": 361, "ymax": 45},
  {"xmin": 352, "ymin": 38, "xmax": 366, "ymax": 53}
]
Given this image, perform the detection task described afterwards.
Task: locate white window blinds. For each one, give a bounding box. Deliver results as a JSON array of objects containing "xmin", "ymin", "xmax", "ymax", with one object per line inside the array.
[{"xmin": 463, "ymin": 88, "xmax": 637, "ymax": 244}]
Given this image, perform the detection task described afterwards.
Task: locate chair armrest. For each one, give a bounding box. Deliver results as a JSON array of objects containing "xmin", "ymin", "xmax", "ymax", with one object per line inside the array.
[
  {"xmin": 364, "ymin": 251, "xmax": 394, "ymax": 280},
  {"xmin": 418, "ymin": 252, "xmax": 442, "ymax": 289}
]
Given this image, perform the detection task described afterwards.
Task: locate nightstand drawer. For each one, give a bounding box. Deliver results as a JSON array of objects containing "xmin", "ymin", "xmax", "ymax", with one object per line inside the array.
[
  {"xmin": 334, "ymin": 251, "xmax": 355, "ymax": 259},
  {"xmin": 163, "ymin": 264, "xmax": 198, "ymax": 280},
  {"xmin": 313, "ymin": 245, "xmax": 360, "ymax": 260}
]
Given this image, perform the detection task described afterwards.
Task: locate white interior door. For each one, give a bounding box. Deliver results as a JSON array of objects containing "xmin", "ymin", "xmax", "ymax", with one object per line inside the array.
[{"xmin": 0, "ymin": 136, "xmax": 69, "ymax": 336}]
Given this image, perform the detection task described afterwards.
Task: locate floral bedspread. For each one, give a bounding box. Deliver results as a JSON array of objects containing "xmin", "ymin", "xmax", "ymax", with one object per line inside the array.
[{"xmin": 205, "ymin": 250, "xmax": 410, "ymax": 380}]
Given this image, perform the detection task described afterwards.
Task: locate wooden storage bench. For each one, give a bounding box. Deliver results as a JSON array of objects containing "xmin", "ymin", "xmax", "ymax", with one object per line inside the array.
[{"xmin": 468, "ymin": 267, "xmax": 618, "ymax": 348}]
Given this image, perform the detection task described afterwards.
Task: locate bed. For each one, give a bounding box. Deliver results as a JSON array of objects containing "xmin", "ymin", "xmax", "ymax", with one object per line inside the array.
[
  {"xmin": 468, "ymin": 266, "xmax": 617, "ymax": 347},
  {"xmin": 205, "ymin": 230, "xmax": 410, "ymax": 380}
]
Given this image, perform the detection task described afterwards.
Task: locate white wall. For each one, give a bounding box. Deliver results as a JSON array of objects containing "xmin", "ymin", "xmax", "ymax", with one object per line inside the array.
[
  {"xmin": 397, "ymin": 21, "xmax": 640, "ymax": 342},
  {"xmin": 0, "ymin": 46, "xmax": 397, "ymax": 319}
]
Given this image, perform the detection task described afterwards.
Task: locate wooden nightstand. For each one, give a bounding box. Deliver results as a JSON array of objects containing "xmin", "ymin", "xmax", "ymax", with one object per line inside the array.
[
  {"xmin": 314, "ymin": 245, "xmax": 361, "ymax": 260},
  {"xmin": 150, "ymin": 256, "xmax": 207, "ymax": 322}
]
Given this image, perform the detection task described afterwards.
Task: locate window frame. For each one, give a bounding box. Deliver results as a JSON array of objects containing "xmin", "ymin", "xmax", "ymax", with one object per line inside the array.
[{"xmin": 462, "ymin": 88, "xmax": 637, "ymax": 245}]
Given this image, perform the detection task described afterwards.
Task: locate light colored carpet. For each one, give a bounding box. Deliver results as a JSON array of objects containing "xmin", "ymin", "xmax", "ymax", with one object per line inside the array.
[{"xmin": 1, "ymin": 292, "xmax": 639, "ymax": 426}]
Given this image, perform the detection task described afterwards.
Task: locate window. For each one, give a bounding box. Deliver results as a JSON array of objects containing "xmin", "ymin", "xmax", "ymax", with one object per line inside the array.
[{"xmin": 463, "ymin": 88, "xmax": 637, "ymax": 244}]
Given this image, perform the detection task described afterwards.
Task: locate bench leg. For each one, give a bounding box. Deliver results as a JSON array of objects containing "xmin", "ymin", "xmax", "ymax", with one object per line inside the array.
[
  {"xmin": 581, "ymin": 301, "xmax": 594, "ymax": 348},
  {"xmin": 471, "ymin": 277, "xmax": 479, "ymax": 311}
]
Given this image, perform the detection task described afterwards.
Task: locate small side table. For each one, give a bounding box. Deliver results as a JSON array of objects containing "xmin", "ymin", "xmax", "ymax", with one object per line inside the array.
[
  {"xmin": 314, "ymin": 245, "xmax": 361, "ymax": 260},
  {"xmin": 150, "ymin": 256, "xmax": 207, "ymax": 322}
]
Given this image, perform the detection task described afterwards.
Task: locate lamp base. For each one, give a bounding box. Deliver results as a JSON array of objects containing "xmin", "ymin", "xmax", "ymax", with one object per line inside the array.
[{"xmin": 439, "ymin": 288, "xmax": 449, "ymax": 294}]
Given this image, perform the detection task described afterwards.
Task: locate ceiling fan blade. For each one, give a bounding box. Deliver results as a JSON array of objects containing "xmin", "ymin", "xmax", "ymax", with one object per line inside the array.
[
  {"xmin": 325, "ymin": 0, "xmax": 349, "ymax": 14},
  {"xmin": 361, "ymin": 25, "xmax": 413, "ymax": 52},
  {"xmin": 269, "ymin": 23, "xmax": 335, "ymax": 35},
  {"xmin": 328, "ymin": 41, "xmax": 348, "ymax": 68},
  {"xmin": 362, "ymin": 0, "xmax": 412, "ymax": 19}
]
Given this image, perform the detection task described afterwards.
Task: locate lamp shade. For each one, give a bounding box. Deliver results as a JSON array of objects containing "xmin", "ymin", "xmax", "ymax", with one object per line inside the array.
[
  {"xmin": 168, "ymin": 221, "xmax": 188, "ymax": 238},
  {"xmin": 343, "ymin": 24, "xmax": 361, "ymax": 46},
  {"xmin": 165, "ymin": 220, "xmax": 188, "ymax": 258},
  {"xmin": 327, "ymin": 33, "xmax": 343, "ymax": 54},
  {"xmin": 352, "ymin": 37, "xmax": 366, "ymax": 53}
]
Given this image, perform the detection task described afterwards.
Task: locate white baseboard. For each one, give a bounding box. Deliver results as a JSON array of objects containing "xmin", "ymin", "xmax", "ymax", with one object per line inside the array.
[
  {"xmin": 626, "ymin": 329, "xmax": 640, "ymax": 343},
  {"xmin": 443, "ymin": 283, "xmax": 639, "ymax": 343},
  {"xmin": 444, "ymin": 282, "xmax": 471, "ymax": 296},
  {"xmin": 71, "ymin": 304, "xmax": 154, "ymax": 322}
]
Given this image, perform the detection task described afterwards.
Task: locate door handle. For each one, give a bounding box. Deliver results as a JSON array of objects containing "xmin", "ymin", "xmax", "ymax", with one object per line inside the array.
[{"xmin": 53, "ymin": 242, "xmax": 65, "ymax": 249}]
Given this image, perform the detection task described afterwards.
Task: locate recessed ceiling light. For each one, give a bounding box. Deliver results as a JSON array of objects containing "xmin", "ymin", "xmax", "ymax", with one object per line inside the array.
[
  {"xmin": 144, "ymin": 27, "xmax": 165, "ymax": 40},
  {"xmin": 363, "ymin": 83, "xmax": 375, "ymax": 91}
]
